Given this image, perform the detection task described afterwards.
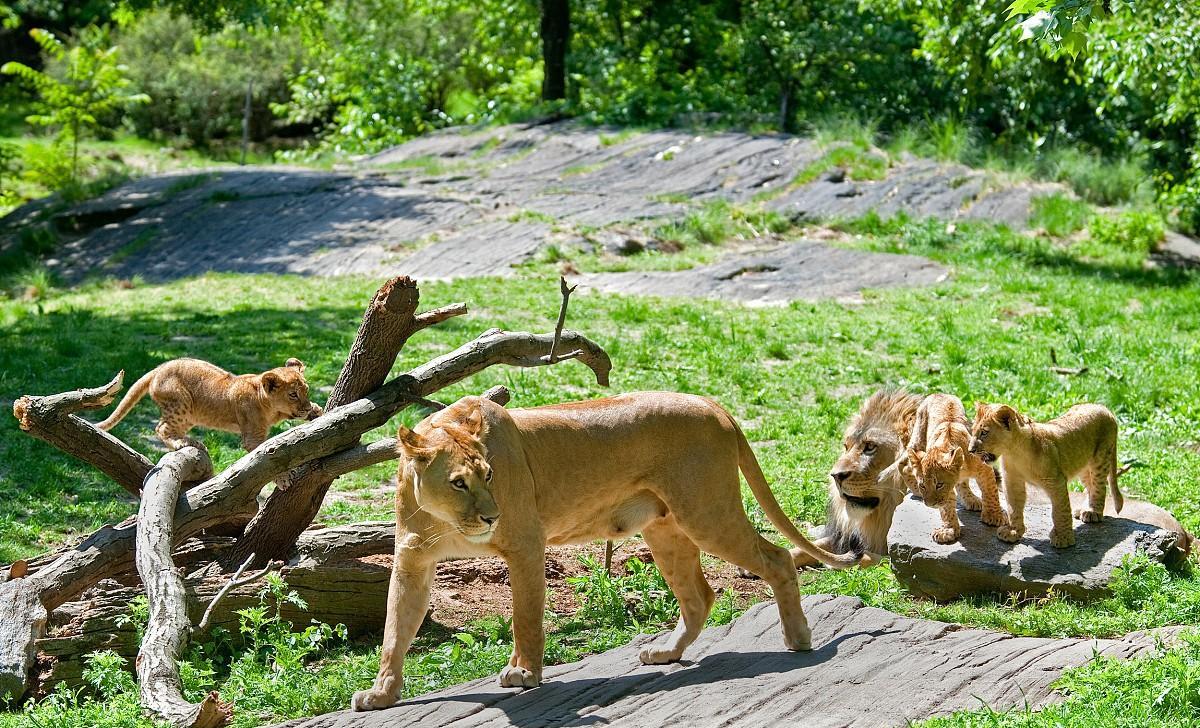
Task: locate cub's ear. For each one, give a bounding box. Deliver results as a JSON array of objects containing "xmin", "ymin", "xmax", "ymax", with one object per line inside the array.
[
  {"xmin": 285, "ymin": 358, "xmax": 305, "ymax": 372},
  {"xmin": 974, "ymin": 401, "xmax": 987, "ymax": 418},
  {"xmin": 396, "ymin": 425, "xmax": 434, "ymax": 464},
  {"xmin": 948, "ymin": 447, "xmax": 964, "ymax": 467},
  {"xmin": 262, "ymin": 371, "xmax": 282, "ymax": 393},
  {"xmin": 996, "ymin": 405, "xmax": 1018, "ymax": 429}
]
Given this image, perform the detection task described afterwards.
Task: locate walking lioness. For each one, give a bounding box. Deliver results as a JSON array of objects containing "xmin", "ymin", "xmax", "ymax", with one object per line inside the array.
[
  {"xmin": 969, "ymin": 401, "xmax": 1123, "ymax": 548},
  {"xmin": 352, "ymin": 392, "xmax": 866, "ymax": 712}
]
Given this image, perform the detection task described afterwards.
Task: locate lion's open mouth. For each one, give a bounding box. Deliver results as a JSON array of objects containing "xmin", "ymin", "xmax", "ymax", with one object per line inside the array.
[
  {"xmin": 976, "ymin": 451, "xmax": 997, "ymax": 464},
  {"xmin": 840, "ymin": 492, "xmax": 881, "ymax": 510}
]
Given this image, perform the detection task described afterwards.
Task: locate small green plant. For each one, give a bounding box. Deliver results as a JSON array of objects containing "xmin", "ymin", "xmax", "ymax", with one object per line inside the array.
[
  {"xmin": 2, "ymin": 25, "xmax": 149, "ymax": 185},
  {"xmin": 0, "ymin": 141, "xmax": 19, "ymax": 209},
  {"xmin": 1029, "ymin": 193, "xmax": 1091, "ymax": 237},
  {"xmin": 568, "ymin": 555, "xmax": 678, "ymax": 630},
  {"xmin": 1075, "ymin": 210, "xmax": 1165, "ymax": 267}
]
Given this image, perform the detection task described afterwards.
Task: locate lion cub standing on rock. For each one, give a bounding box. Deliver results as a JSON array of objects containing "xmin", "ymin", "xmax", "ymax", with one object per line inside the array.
[
  {"xmin": 899, "ymin": 393, "xmax": 1005, "ymax": 544},
  {"xmin": 969, "ymin": 402, "xmax": 1123, "ymax": 548},
  {"xmin": 97, "ymin": 357, "xmax": 322, "ymax": 451}
]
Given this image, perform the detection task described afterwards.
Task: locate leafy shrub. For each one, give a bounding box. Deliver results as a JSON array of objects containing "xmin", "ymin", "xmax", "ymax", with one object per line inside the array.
[
  {"xmin": 1076, "ymin": 210, "xmax": 1165, "ymax": 266},
  {"xmin": 117, "ymin": 9, "xmax": 306, "ymax": 145}
]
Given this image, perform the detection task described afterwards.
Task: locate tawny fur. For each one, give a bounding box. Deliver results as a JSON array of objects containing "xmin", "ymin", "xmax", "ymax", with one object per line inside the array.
[
  {"xmin": 351, "ymin": 392, "xmax": 868, "ymax": 712},
  {"xmin": 792, "ymin": 390, "xmax": 922, "ymax": 568},
  {"xmin": 969, "ymin": 401, "xmax": 1124, "ymax": 549},
  {"xmin": 899, "ymin": 393, "xmax": 1006, "ymax": 544},
  {"xmin": 96, "ymin": 357, "xmax": 322, "ymax": 452}
]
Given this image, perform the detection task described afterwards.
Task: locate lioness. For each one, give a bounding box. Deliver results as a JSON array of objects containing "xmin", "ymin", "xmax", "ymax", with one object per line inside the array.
[
  {"xmin": 97, "ymin": 357, "xmax": 322, "ymax": 451},
  {"xmin": 969, "ymin": 401, "xmax": 1124, "ymax": 548},
  {"xmin": 898, "ymin": 393, "xmax": 1005, "ymax": 544},
  {"xmin": 351, "ymin": 392, "xmax": 865, "ymax": 712}
]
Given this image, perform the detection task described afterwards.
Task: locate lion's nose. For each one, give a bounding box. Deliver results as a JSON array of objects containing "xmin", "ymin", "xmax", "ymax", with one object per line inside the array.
[
  {"xmin": 831, "ymin": 470, "xmax": 851, "ymax": 484},
  {"xmin": 967, "ymin": 439, "xmax": 980, "ymax": 453},
  {"xmin": 480, "ymin": 514, "xmax": 498, "ymax": 526}
]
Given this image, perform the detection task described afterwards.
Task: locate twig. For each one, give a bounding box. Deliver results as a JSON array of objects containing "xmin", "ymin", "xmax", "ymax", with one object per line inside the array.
[
  {"xmin": 1116, "ymin": 458, "xmax": 1142, "ymax": 477},
  {"xmin": 604, "ymin": 540, "xmax": 614, "ymax": 574},
  {"xmin": 547, "ymin": 276, "xmax": 578, "ymax": 363},
  {"xmin": 196, "ymin": 553, "xmax": 281, "ymax": 631},
  {"xmin": 1049, "ymin": 366, "xmax": 1088, "ymax": 376}
]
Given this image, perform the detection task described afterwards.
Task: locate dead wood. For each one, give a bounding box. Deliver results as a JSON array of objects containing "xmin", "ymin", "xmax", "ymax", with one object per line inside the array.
[
  {"xmin": 135, "ymin": 446, "xmax": 230, "ymax": 728},
  {"xmin": 12, "ymin": 371, "xmax": 153, "ymax": 497}
]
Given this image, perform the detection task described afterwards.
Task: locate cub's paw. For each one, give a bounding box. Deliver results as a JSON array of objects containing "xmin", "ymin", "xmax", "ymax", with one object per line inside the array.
[
  {"xmin": 931, "ymin": 527, "xmax": 960, "ymax": 545},
  {"xmin": 958, "ymin": 493, "xmax": 983, "ymax": 512},
  {"xmin": 638, "ymin": 645, "xmax": 684, "ymax": 665},
  {"xmin": 351, "ymin": 689, "xmax": 398, "ymax": 712},
  {"xmin": 996, "ymin": 525, "xmax": 1023, "ymax": 543},
  {"xmin": 1074, "ymin": 508, "xmax": 1103, "ymax": 523},
  {"xmin": 980, "ymin": 508, "xmax": 1007, "ymax": 527},
  {"xmin": 498, "ymin": 665, "xmax": 540, "ymax": 688},
  {"xmin": 1049, "ymin": 527, "xmax": 1076, "ymax": 548}
]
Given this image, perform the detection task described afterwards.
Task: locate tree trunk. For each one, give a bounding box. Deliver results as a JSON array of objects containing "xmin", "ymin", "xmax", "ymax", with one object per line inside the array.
[
  {"xmin": 541, "ymin": 0, "xmax": 571, "ymax": 101},
  {"xmin": 233, "ymin": 277, "xmax": 466, "ymax": 564},
  {"xmin": 134, "ymin": 446, "xmax": 230, "ymax": 728}
]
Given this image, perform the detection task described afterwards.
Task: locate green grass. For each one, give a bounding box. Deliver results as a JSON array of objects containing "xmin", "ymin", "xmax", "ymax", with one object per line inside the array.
[
  {"xmin": 2, "ymin": 203, "xmax": 1199, "ymax": 725},
  {"xmin": 1029, "ymin": 192, "xmax": 1093, "ymax": 237}
]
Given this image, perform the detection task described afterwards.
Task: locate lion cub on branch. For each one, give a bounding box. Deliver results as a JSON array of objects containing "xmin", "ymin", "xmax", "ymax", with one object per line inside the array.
[
  {"xmin": 899, "ymin": 393, "xmax": 1005, "ymax": 544},
  {"xmin": 352, "ymin": 392, "xmax": 867, "ymax": 712},
  {"xmin": 969, "ymin": 402, "xmax": 1123, "ymax": 548},
  {"xmin": 97, "ymin": 358, "xmax": 322, "ymax": 452}
]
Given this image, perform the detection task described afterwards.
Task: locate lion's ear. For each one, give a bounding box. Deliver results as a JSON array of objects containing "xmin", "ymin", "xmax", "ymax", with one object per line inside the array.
[
  {"xmin": 996, "ymin": 405, "xmax": 1018, "ymax": 429},
  {"xmin": 285, "ymin": 358, "xmax": 305, "ymax": 373},
  {"xmin": 262, "ymin": 371, "xmax": 282, "ymax": 393},
  {"xmin": 396, "ymin": 425, "xmax": 434, "ymax": 464},
  {"xmin": 461, "ymin": 406, "xmax": 483, "ymax": 437},
  {"xmin": 949, "ymin": 447, "xmax": 964, "ymax": 467}
]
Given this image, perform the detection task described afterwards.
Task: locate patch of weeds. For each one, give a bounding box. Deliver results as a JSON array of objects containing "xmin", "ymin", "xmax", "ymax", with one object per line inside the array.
[
  {"xmin": 1075, "ymin": 210, "xmax": 1165, "ymax": 267},
  {"xmin": 567, "ymin": 555, "xmax": 678, "ymax": 630},
  {"xmin": 598, "ymin": 129, "xmax": 638, "ymax": 147},
  {"xmin": 810, "ymin": 114, "xmax": 879, "ymax": 150},
  {"xmin": 506, "ymin": 208, "xmax": 557, "ymax": 224},
  {"xmin": 208, "ymin": 189, "xmax": 242, "ymax": 204},
  {"xmin": 561, "ymin": 162, "xmax": 605, "ymax": 177},
  {"xmin": 374, "ymin": 155, "xmax": 455, "ymax": 176},
  {"xmin": 164, "ymin": 174, "xmax": 210, "ymax": 199},
  {"xmin": 1029, "ymin": 193, "xmax": 1092, "ymax": 237},
  {"xmin": 106, "ymin": 228, "xmax": 159, "ymax": 265},
  {"xmin": 651, "ymin": 192, "xmax": 690, "ymax": 204},
  {"xmin": 470, "ymin": 135, "xmax": 502, "ymax": 158},
  {"xmin": 1036, "ymin": 147, "xmax": 1153, "ymax": 208},
  {"xmin": 791, "ymin": 145, "xmax": 889, "ymax": 189}
]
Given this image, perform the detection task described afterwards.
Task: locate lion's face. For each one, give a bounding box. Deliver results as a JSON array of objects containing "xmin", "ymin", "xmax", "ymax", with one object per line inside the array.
[
  {"xmin": 830, "ymin": 427, "xmax": 904, "ymax": 511},
  {"xmin": 396, "ymin": 405, "xmax": 500, "ymax": 543},
  {"xmin": 907, "ymin": 447, "xmax": 963, "ymax": 507},
  {"xmin": 969, "ymin": 402, "xmax": 1020, "ymax": 464},
  {"xmin": 261, "ymin": 358, "xmax": 321, "ymax": 421}
]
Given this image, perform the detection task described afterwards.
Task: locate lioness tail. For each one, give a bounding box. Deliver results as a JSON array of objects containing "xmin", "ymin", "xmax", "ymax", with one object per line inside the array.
[
  {"xmin": 721, "ymin": 408, "xmax": 865, "ymax": 570},
  {"xmin": 1109, "ymin": 444, "xmax": 1124, "ymax": 514},
  {"xmin": 96, "ymin": 369, "xmax": 155, "ymax": 430}
]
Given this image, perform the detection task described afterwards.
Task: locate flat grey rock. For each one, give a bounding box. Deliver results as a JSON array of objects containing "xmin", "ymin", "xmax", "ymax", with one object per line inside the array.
[
  {"xmin": 581, "ymin": 240, "xmax": 947, "ymax": 305},
  {"xmin": 889, "ymin": 495, "xmax": 1181, "ymax": 602},
  {"xmin": 270, "ymin": 595, "xmax": 1173, "ymax": 728},
  {"xmin": 2, "ymin": 121, "xmax": 1067, "ymax": 285}
]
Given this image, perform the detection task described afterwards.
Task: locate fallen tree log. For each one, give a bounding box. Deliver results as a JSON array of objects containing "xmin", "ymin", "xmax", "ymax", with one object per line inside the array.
[{"xmin": 134, "ymin": 446, "xmax": 230, "ymax": 728}]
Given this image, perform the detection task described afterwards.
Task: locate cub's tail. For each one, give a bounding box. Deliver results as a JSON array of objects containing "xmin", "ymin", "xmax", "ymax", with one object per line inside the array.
[
  {"xmin": 97, "ymin": 369, "xmax": 155, "ymax": 431},
  {"xmin": 721, "ymin": 407, "xmax": 869, "ymax": 570}
]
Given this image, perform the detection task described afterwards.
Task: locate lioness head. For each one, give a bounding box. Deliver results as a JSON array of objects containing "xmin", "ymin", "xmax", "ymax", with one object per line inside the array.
[
  {"xmin": 905, "ymin": 446, "xmax": 964, "ymax": 507},
  {"xmin": 396, "ymin": 401, "xmax": 500, "ymax": 543},
  {"xmin": 261, "ymin": 358, "xmax": 321, "ymax": 421},
  {"xmin": 969, "ymin": 402, "xmax": 1023, "ymax": 464}
]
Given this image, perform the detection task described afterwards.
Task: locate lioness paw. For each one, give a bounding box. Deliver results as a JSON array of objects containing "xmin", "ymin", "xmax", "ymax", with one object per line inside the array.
[
  {"xmin": 931, "ymin": 527, "xmax": 960, "ymax": 544},
  {"xmin": 996, "ymin": 525, "xmax": 1022, "ymax": 543},
  {"xmin": 1074, "ymin": 508, "xmax": 1103, "ymax": 523},
  {"xmin": 1049, "ymin": 527, "xmax": 1076, "ymax": 548},
  {"xmin": 498, "ymin": 665, "xmax": 539, "ymax": 688},
  {"xmin": 639, "ymin": 645, "xmax": 684, "ymax": 665},
  {"xmin": 351, "ymin": 688, "xmax": 398, "ymax": 712}
]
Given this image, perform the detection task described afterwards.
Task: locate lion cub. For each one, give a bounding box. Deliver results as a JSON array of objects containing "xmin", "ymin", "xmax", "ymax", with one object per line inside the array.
[
  {"xmin": 969, "ymin": 402, "xmax": 1123, "ymax": 548},
  {"xmin": 899, "ymin": 394, "xmax": 1005, "ymax": 544},
  {"xmin": 97, "ymin": 357, "xmax": 322, "ymax": 452}
]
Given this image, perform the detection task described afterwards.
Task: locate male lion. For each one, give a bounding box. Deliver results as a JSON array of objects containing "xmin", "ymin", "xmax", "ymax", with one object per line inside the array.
[
  {"xmin": 97, "ymin": 357, "xmax": 322, "ymax": 451},
  {"xmin": 969, "ymin": 401, "xmax": 1124, "ymax": 548},
  {"xmin": 351, "ymin": 392, "xmax": 866, "ymax": 712},
  {"xmin": 791, "ymin": 390, "xmax": 921, "ymax": 567}
]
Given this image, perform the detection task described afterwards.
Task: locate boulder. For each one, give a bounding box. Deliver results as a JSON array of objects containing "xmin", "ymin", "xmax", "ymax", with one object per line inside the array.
[{"xmin": 888, "ymin": 492, "xmax": 1183, "ymax": 602}]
